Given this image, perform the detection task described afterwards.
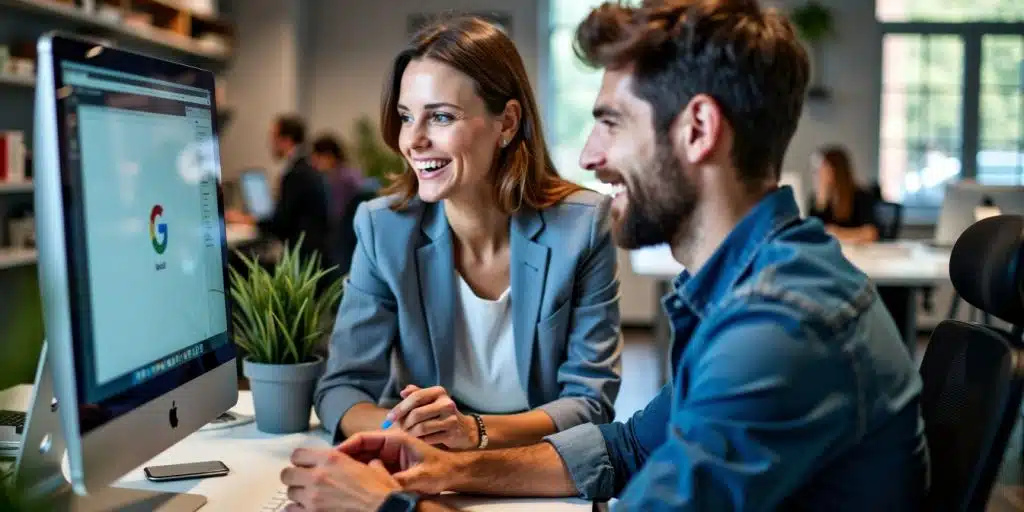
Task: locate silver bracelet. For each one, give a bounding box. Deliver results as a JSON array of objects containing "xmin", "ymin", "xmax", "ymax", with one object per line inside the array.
[{"xmin": 469, "ymin": 413, "xmax": 488, "ymax": 449}]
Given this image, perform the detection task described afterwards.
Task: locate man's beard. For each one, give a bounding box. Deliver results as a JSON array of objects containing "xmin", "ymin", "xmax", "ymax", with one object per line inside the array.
[{"xmin": 611, "ymin": 139, "xmax": 699, "ymax": 250}]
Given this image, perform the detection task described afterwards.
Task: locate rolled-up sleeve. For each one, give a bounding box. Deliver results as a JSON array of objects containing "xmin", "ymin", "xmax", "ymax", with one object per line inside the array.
[
  {"xmin": 538, "ymin": 196, "xmax": 624, "ymax": 429},
  {"xmin": 314, "ymin": 204, "xmax": 399, "ymax": 442},
  {"xmin": 546, "ymin": 385, "xmax": 673, "ymax": 500},
  {"xmin": 611, "ymin": 304, "xmax": 854, "ymax": 511}
]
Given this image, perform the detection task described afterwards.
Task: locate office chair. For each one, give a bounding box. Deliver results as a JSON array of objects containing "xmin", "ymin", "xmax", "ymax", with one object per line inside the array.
[
  {"xmin": 873, "ymin": 200, "xmax": 904, "ymax": 241},
  {"xmin": 332, "ymin": 185, "xmax": 379, "ymax": 278},
  {"xmin": 919, "ymin": 214, "xmax": 1024, "ymax": 511}
]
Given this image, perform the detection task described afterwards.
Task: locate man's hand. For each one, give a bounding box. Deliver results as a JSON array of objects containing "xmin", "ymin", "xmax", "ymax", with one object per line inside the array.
[
  {"xmin": 339, "ymin": 430, "xmax": 463, "ymax": 495},
  {"xmin": 384, "ymin": 385, "xmax": 478, "ymax": 450},
  {"xmin": 280, "ymin": 447, "xmax": 400, "ymax": 512}
]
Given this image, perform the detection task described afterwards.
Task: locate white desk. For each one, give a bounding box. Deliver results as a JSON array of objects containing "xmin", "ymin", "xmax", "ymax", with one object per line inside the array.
[
  {"xmin": 2, "ymin": 386, "xmax": 591, "ymax": 511},
  {"xmin": 629, "ymin": 240, "xmax": 952, "ymax": 381},
  {"xmin": 628, "ymin": 240, "xmax": 951, "ymax": 286}
]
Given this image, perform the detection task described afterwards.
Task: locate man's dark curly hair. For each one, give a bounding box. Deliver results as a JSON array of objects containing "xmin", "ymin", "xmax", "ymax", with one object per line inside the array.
[{"xmin": 574, "ymin": 0, "xmax": 809, "ymax": 185}]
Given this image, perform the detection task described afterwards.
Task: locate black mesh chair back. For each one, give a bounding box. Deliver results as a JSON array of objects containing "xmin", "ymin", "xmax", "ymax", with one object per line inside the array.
[
  {"xmin": 874, "ymin": 200, "xmax": 904, "ymax": 241},
  {"xmin": 919, "ymin": 214, "xmax": 1024, "ymax": 511},
  {"xmin": 919, "ymin": 321, "xmax": 1024, "ymax": 511}
]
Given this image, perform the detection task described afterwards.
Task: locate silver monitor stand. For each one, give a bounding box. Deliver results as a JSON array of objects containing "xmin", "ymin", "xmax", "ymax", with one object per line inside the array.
[{"xmin": 13, "ymin": 341, "xmax": 206, "ymax": 511}]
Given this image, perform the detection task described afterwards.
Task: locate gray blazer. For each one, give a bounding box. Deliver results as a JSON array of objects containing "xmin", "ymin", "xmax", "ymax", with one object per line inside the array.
[{"xmin": 314, "ymin": 190, "xmax": 623, "ymax": 441}]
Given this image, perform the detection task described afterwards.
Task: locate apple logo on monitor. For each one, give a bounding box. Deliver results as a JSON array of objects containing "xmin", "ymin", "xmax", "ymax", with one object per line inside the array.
[{"xmin": 169, "ymin": 401, "xmax": 178, "ymax": 429}]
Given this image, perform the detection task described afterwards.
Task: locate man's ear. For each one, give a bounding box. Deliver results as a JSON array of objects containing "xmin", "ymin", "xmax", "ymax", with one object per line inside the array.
[{"xmin": 670, "ymin": 94, "xmax": 721, "ymax": 165}]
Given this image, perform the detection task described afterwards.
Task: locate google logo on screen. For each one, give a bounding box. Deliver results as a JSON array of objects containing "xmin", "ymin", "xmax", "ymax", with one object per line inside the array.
[{"xmin": 150, "ymin": 204, "xmax": 168, "ymax": 254}]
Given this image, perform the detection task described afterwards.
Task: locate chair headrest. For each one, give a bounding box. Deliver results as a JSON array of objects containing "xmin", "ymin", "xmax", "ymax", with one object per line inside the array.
[{"xmin": 949, "ymin": 215, "xmax": 1024, "ymax": 325}]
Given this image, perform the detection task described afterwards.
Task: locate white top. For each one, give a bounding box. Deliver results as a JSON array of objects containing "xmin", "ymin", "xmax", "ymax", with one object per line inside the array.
[{"xmin": 451, "ymin": 272, "xmax": 530, "ymax": 414}]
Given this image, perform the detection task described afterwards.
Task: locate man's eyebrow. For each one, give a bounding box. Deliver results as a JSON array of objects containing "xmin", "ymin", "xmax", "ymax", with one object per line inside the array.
[{"xmin": 593, "ymin": 105, "xmax": 623, "ymax": 119}]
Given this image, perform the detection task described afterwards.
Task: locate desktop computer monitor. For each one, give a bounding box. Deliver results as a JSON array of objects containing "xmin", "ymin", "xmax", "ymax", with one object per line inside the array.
[
  {"xmin": 16, "ymin": 34, "xmax": 237, "ymax": 508},
  {"xmin": 239, "ymin": 169, "xmax": 273, "ymax": 220},
  {"xmin": 934, "ymin": 182, "xmax": 1024, "ymax": 246}
]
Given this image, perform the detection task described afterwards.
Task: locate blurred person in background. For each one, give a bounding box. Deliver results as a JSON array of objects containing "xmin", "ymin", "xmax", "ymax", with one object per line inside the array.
[{"xmin": 808, "ymin": 145, "xmax": 880, "ymax": 244}]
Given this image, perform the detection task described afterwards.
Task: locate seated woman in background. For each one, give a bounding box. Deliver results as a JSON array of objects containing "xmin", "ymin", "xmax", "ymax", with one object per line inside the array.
[
  {"xmin": 808, "ymin": 145, "xmax": 880, "ymax": 244},
  {"xmin": 314, "ymin": 16, "xmax": 623, "ymax": 451}
]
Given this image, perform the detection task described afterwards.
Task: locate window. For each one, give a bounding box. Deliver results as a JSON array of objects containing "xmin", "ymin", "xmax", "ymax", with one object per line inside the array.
[
  {"xmin": 546, "ymin": 0, "xmax": 640, "ymax": 188},
  {"xmin": 877, "ymin": 0, "xmax": 1024, "ymax": 223}
]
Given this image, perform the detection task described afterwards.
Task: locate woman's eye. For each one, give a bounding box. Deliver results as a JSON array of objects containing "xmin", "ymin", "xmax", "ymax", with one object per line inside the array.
[
  {"xmin": 398, "ymin": 112, "xmax": 413, "ymax": 124},
  {"xmin": 432, "ymin": 112, "xmax": 454, "ymax": 124}
]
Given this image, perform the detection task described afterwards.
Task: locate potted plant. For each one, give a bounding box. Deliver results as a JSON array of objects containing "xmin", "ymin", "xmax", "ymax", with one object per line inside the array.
[
  {"xmin": 790, "ymin": 1, "xmax": 836, "ymax": 100},
  {"xmin": 353, "ymin": 115, "xmax": 404, "ymax": 187},
  {"xmin": 229, "ymin": 237, "xmax": 343, "ymax": 434}
]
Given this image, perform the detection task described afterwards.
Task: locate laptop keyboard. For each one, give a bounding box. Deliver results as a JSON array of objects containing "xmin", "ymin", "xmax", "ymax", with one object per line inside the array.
[{"xmin": 0, "ymin": 410, "xmax": 26, "ymax": 434}]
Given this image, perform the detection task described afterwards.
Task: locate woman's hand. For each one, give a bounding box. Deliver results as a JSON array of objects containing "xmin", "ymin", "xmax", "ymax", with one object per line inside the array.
[{"xmin": 383, "ymin": 385, "xmax": 479, "ymax": 450}]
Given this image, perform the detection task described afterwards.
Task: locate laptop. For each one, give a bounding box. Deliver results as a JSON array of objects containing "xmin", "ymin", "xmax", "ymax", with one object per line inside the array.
[
  {"xmin": 932, "ymin": 182, "xmax": 1024, "ymax": 247},
  {"xmin": 239, "ymin": 169, "xmax": 274, "ymax": 221},
  {"xmin": 0, "ymin": 409, "xmax": 26, "ymax": 455}
]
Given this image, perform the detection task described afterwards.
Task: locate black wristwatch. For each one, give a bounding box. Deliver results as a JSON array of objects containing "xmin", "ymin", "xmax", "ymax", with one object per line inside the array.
[{"xmin": 378, "ymin": 491, "xmax": 420, "ymax": 512}]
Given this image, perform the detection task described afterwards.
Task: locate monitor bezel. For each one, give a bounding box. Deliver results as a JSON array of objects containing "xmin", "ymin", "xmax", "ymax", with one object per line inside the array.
[{"xmin": 46, "ymin": 35, "xmax": 237, "ymax": 436}]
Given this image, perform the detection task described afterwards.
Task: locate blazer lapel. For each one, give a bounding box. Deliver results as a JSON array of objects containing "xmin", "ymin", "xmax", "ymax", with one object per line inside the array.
[
  {"xmin": 416, "ymin": 202, "xmax": 456, "ymax": 391},
  {"xmin": 510, "ymin": 208, "xmax": 549, "ymax": 402}
]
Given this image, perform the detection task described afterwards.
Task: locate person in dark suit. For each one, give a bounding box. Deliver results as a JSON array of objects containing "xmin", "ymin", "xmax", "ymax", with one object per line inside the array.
[{"xmin": 227, "ymin": 114, "xmax": 334, "ymax": 273}]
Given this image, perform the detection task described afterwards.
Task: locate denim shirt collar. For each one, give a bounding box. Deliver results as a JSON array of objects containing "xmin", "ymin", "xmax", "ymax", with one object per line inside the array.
[{"xmin": 669, "ymin": 185, "xmax": 803, "ymax": 319}]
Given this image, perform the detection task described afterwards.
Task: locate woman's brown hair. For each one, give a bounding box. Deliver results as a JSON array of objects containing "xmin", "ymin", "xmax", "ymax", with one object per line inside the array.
[
  {"xmin": 820, "ymin": 145, "xmax": 857, "ymax": 222},
  {"xmin": 379, "ymin": 16, "xmax": 583, "ymax": 212}
]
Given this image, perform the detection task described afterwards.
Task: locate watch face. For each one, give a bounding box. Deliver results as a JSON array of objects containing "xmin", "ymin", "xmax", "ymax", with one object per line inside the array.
[{"xmin": 380, "ymin": 492, "xmax": 419, "ymax": 512}]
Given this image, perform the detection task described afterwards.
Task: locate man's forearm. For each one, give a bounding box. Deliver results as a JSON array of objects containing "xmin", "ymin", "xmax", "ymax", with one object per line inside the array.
[
  {"xmin": 448, "ymin": 442, "xmax": 578, "ymax": 497},
  {"xmin": 418, "ymin": 501, "xmax": 458, "ymax": 512}
]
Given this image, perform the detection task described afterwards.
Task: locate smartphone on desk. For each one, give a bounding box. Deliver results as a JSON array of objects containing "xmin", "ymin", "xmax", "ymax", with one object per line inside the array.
[{"xmin": 144, "ymin": 460, "xmax": 229, "ymax": 482}]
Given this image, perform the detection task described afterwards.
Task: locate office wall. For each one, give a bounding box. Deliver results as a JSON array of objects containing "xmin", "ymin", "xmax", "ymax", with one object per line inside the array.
[
  {"xmin": 304, "ymin": 0, "xmax": 541, "ymax": 142},
  {"xmin": 777, "ymin": 0, "xmax": 883, "ymax": 194},
  {"xmin": 218, "ymin": 0, "xmax": 306, "ymax": 183}
]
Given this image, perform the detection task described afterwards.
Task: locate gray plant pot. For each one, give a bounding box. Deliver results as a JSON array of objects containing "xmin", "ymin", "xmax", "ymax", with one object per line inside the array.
[{"xmin": 242, "ymin": 356, "xmax": 325, "ymax": 434}]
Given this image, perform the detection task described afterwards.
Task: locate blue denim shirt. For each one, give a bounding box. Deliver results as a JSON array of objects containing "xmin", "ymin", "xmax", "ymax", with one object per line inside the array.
[{"xmin": 545, "ymin": 186, "xmax": 928, "ymax": 510}]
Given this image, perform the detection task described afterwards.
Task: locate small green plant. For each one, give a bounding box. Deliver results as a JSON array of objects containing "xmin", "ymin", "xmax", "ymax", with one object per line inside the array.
[
  {"xmin": 790, "ymin": 1, "xmax": 836, "ymax": 99},
  {"xmin": 790, "ymin": 1, "xmax": 835, "ymax": 43},
  {"xmin": 229, "ymin": 236, "xmax": 343, "ymax": 365},
  {"xmin": 353, "ymin": 115, "xmax": 404, "ymax": 185}
]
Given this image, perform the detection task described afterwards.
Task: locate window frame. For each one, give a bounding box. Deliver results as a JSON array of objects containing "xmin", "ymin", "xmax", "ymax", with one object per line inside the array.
[{"xmin": 879, "ymin": 21, "xmax": 1024, "ymax": 225}]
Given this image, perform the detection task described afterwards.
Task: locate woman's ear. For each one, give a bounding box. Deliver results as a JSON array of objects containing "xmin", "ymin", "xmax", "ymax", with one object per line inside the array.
[{"xmin": 499, "ymin": 99, "xmax": 522, "ymax": 147}]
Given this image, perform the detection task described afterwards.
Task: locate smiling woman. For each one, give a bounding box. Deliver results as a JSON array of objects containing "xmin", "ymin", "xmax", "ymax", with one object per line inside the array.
[
  {"xmin": 379, "ymin": 18, "xmax": 582, "ymax": 214},
  {"xmin": 313, "ymin": 16, "xmax": 624, "ymax": 453}
]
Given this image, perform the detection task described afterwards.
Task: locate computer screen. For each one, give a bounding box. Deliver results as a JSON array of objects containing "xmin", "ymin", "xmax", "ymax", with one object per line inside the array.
[
  {"xmin": 935, "ymin": 183, "xmax": 1024, "ymax": 246},
  {"xmin": 29, "ymin": 34, "xmax": 238, "ymax": 498},
  {"xmin": 60, "ymin": 59, "xmax": 230, "ymax": 406},
  {"xmin": 240, "ymin": 169, "xmax": 273, "ymax": 220}
]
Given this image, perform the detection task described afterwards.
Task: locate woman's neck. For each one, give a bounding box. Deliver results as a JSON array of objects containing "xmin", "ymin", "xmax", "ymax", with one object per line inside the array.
[{"xmin": 444, "ymin": 193, "xmax": 510, "ymax": 258}]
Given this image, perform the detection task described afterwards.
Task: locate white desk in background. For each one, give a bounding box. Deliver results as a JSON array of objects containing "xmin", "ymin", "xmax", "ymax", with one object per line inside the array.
[
  {"xmin": 629, "ymin": 240, "xmax": 952, "ymax": 382},
  {"xmin": 1, "ymin": 386, "xmax": 592, "ymax": 512}
]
